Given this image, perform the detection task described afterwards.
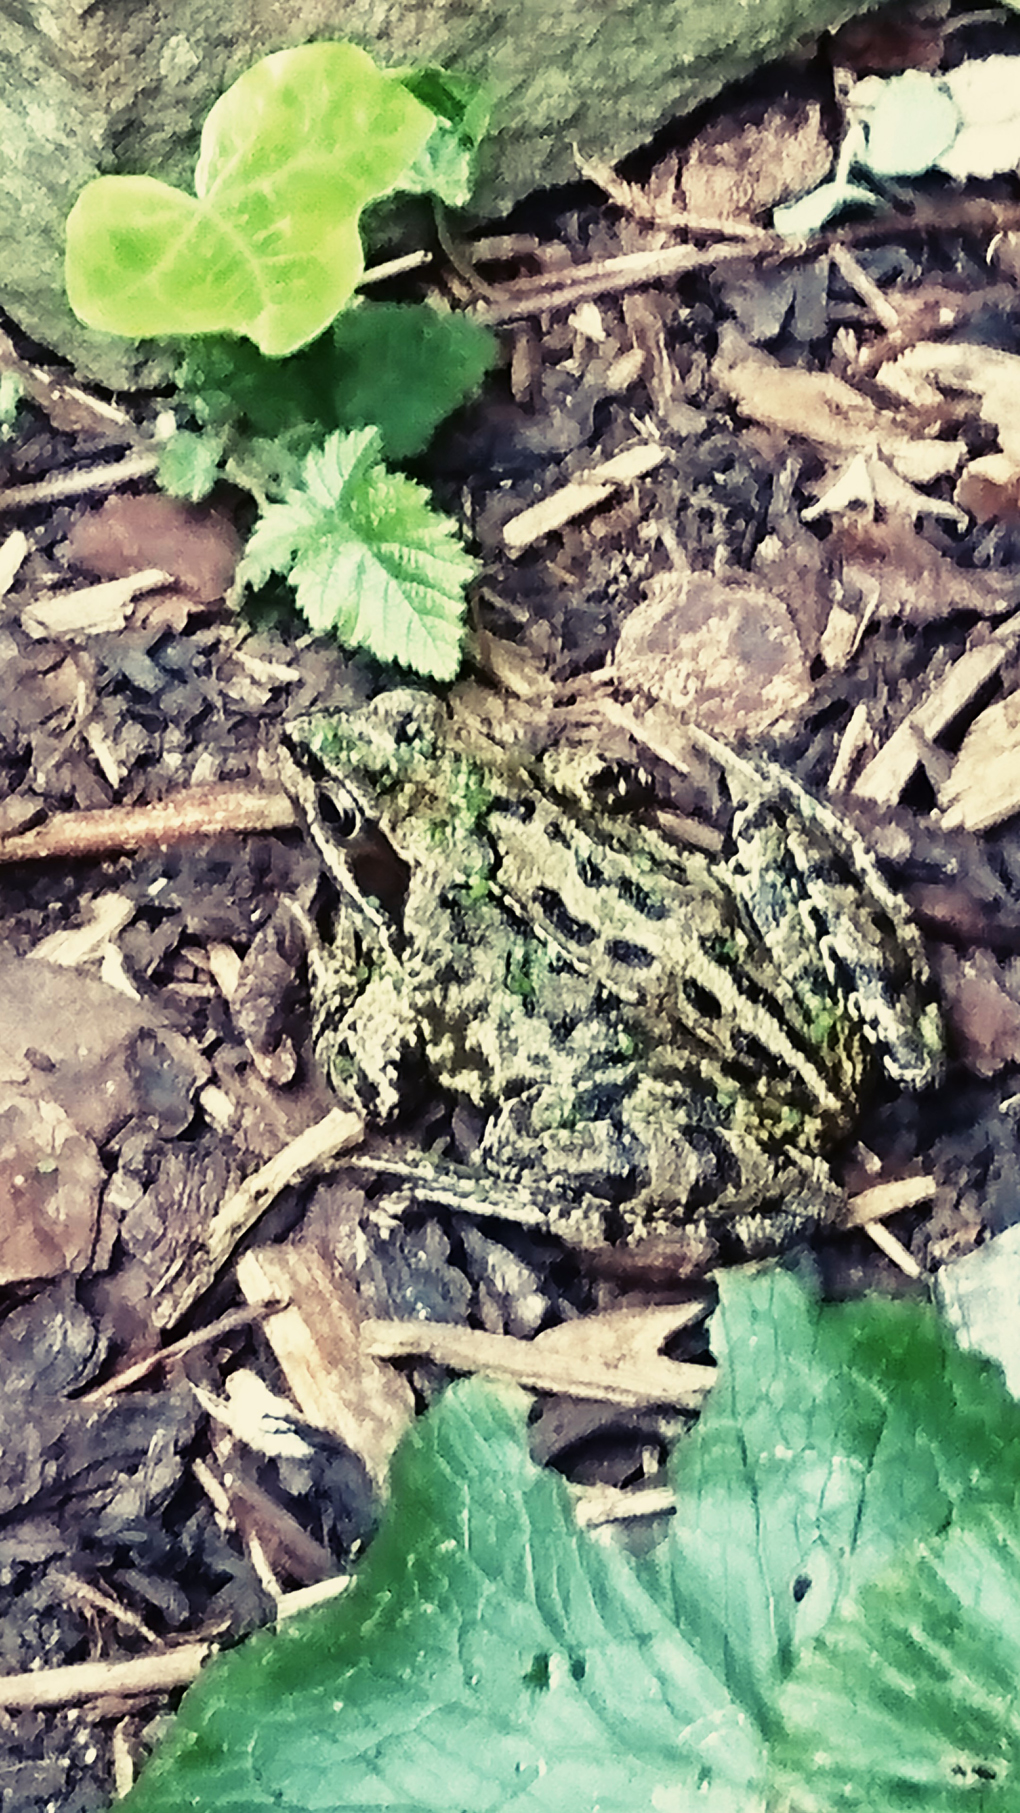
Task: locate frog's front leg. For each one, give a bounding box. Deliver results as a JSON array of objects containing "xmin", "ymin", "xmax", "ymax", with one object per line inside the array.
[{"xmin": 286, "ymin": 900, "xmax": 422, "ymax": 1119}]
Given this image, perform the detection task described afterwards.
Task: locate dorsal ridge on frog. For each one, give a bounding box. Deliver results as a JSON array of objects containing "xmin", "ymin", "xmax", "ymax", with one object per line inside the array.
[{"xmin": 278, "ymin": 688, "xmax": 944, "ymax": 1251}]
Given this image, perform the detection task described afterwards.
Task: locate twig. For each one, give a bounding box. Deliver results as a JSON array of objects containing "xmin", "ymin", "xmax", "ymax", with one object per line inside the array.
[
  {"xmin": 852, "ymin": 616, "xmax": 1020, "ymax": 806},
  {"xmin": 361, "ymin": 1316, "xmax": 713, "ymax": 1408},
  {"xmin": 77, "ymin": 1300, "xmax": 290, "ymax": 1403},
  {"xmin": 161, "ymin": 1108, "xmax": 365, "ymax": 1327},
  {"xmin": 0, "ymin": 450, "xmax": 160, "ymax": 510},
  {"xmin": 0, "ymin": 784, "xmax": 296, "ymax": 865},
  {"xmin": 0, "ymin": 1645, "xmax": 211, "ymax": 1710}
]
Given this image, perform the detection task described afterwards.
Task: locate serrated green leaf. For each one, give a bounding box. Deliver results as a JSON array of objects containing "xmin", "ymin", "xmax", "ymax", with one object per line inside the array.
[
  {"xmin": 329, "ymin": 304, "xmax": 498, "ymax": 459},
  {"xmin": 775, "ymin": 1505, "xmax": 1020, "ymax": 1810},
  {"xmin": 174, "ymin": 304, "xmax": 496, "ymax": 465},
  {"xmin": 65, "ymin": 44, "xmax": 435, "ymax": 355},
  {"xmin": 116, "ymin": 1380, "xmax": 764, "ymax": 1813},
  {"xmin": 238, "ymin": 427, "xmax": 474, "ymax": 678}
]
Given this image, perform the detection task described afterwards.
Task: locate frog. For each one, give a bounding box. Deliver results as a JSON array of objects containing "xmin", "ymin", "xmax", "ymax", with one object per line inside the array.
[{"xmin": 277, "ymin": 688, "xmax": 945, "ymax": 1253}]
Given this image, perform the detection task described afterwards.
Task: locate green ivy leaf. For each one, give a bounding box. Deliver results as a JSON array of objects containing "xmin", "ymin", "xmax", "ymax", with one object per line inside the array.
[
  {"xmin": 238, "ymin": 427, "xmax": 475, "ymax": 678},
  {"xmin": 65, "ymin": 44, "xmax": 435, "ymax": 356}
]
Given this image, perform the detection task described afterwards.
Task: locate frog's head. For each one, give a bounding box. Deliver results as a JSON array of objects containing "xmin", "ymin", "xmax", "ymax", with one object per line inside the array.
[{"xmin": 280, "ymin": 689, "xmax": 450, "ymax": 904}]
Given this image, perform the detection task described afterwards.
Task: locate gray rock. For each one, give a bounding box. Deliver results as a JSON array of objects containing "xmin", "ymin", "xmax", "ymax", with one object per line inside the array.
[{"xmin": 7, "ymin": 0, "xmax": 879, "ymax": 385}]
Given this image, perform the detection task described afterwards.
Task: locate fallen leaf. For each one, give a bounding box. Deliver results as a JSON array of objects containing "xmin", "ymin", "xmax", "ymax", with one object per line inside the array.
[
  {"xmin": 680, "ymin": 96, "xmax": 831, "ymax": 219},
  {"xmin": 878, "ymin": 341, "xmax": 1020, "ymax": 464},
  {"xmin": 933, "ymin": 945, "xmax": 1020, "ymax": 1077},
  {"xmin": 65, "ymin": 493, "xmax": 242, "ymax": 603},
  {"xmin": 714, "ymin": 329, "xmax": 965, "ymax": 481},
  {"xmin": 0, "ymin": 1093, "xmax": 102, "ymax": 1283},
  {"xmin": 955, "ymin": 452, "xmax": 1020, "ymax": 525},
  {"xmin": 616, "ymin": 556, "xmax": 812, "ymax": 738},
  {"xmin": 827, "ymin": 516, "xmax": 1017, "ymax": 627}
]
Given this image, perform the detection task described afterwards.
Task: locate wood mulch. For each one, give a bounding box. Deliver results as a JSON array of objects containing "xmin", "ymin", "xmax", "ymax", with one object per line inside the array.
[{"xmin": 3, "ymin": 7, "xmax": 1020, "ymax": 1806}]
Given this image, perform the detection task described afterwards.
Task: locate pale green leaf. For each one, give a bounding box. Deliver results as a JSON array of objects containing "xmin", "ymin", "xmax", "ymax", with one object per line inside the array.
[{"xmin": 65, "ymin": 44, "xmax": 435, "ymax": 355}]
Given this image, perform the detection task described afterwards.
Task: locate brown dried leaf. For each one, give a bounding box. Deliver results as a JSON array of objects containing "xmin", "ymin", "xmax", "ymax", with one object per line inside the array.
[
  {"xmin": 714, "ymin": 331, "xmax": 964, "ymax": 480},
  {"xmin": 65, "ymin": 494, "xmax": 242, "ymax": 603},
  {"xmin": 616, "ymin": 558, "xmax": 812, "ymax": 738},
  {"xmin": 879, "ymin": 341, "xmax": 1020, "ymax": 464},
  {"xmin": 933, "ymin": 945, "xmax": 1020, "ymax": 1077},
  {"xmin": 955, "ymin": 453, "xmax": 1020, "ymax": 525},
  {"xmin": 0, "ymin": 1093, "xmax": 102, "ymax": 1283},
  {"xmin": 828, "ymin": 516, "xmax": 1017, "ymax": 626},
  {"xmin": 680, "ymin": 97, "xmax": 832, "ymax": 219}
]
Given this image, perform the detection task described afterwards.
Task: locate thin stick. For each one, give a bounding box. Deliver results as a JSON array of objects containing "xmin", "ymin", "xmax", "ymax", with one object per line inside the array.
[
  {"xmin": 0, "ymin": 450, "xmax": 159, "ymax": 510},
  {"xmin": 0, "ymin": 784, "xmax": 296, "ymax": 864},
  {"xmin": 77, "ymin": 1301, "xmax": 289, "ymax": 1403}
]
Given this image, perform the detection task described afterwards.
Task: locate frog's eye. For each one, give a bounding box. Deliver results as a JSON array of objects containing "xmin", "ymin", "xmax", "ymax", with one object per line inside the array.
[{"xmin": 319, "ymin": 786, "xmax": 361, "ymax": 842}]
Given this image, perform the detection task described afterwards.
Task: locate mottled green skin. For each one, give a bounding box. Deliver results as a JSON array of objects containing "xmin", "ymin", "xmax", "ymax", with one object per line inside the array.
[{"xmin": 280, "ymin": 690, "xmax": 944, "ymax": 1249}]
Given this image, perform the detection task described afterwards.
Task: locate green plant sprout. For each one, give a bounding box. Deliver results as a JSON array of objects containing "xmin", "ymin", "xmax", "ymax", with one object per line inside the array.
[
  {"xmin": 237, "ymin": 427, "xmax": 476, "ymax": 679},
  {"xmin": 64, "ymin": 42, "xmax": 496, "ymax": 679}
]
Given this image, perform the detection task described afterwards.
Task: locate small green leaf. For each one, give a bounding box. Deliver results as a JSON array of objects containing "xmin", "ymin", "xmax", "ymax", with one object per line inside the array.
[
  {"xmin": 115, "ymin": 1380, "xmax": 763, "ymax": 1813},
  {"xmin": 65, "ymin": 43, "xmax": 435, "ymax": 355},
  {"xmin": 238, "ymin": 427, "xmax": 476, "ymax": 679},
  {"xmin": 156, "ymin": 428, "xmax": 227, "ymax": 501},
  {"xmin": 394, "ymin": 68, "xmax": 494, "ymax": 207},
  {"xmin": 175, "ymin": 304, "xmax": 497, "ymax": 463},
  {"xmin": 329, "ymin": 304, "xmax": 497, "ymax": 458}
]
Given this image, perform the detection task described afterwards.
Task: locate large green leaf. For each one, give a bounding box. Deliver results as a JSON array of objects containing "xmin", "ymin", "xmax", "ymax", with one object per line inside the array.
[
  {"xmin": 103, "ymin": 1272, "xmax": 1020, "ymax": 1811},
  {"xmin": 650, "ymin": 1268, "xmax": 1020, "ymax": 1728},
  {"xmin": 65, "ymin": 44, "xmax": 434, "ymax": 355},
  {"xmin": 117, "ymin": 1380, "xmax": 764, "ymax": 1813},
  {"xmin": 776, "ymin": 1505, "xmax": 1020, "ymax": 1810}
]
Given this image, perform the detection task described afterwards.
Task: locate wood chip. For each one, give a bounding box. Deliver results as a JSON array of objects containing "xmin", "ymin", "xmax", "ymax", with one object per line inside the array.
[
  {"xmin": 852, "ymin": 621, "xmax": 1020, "ymax": 806},
  {"xmin": 361, "ymin": 1312, "xmax": 713, "ymax": 1409},
  {"xmin": 21, "ymin": 569, "xmax": 172, "ymax": 638},
  {"xmin": 502, "ymin": 441, "xmax": 668, "ymax": 551},
  {"xmin": 940, "ymin": 689, "xmax": 1020, "ymax": 831},
  {"xmin": 236, "ymin": 1246, "xmax": 414, "ymax": 1493}
]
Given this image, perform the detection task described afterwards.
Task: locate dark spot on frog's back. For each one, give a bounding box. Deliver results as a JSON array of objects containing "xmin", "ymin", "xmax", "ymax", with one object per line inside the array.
[
  {"xmin": 534, "ymin": 887, "xmax": 597, "ymax": 947},
  {"xmin": 606, "ymin": 938, "xmax": 655, "ymax": 969},
  {"xmin": 491, "ymin": 792, "xmax": 537, "ymax": 824}
]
